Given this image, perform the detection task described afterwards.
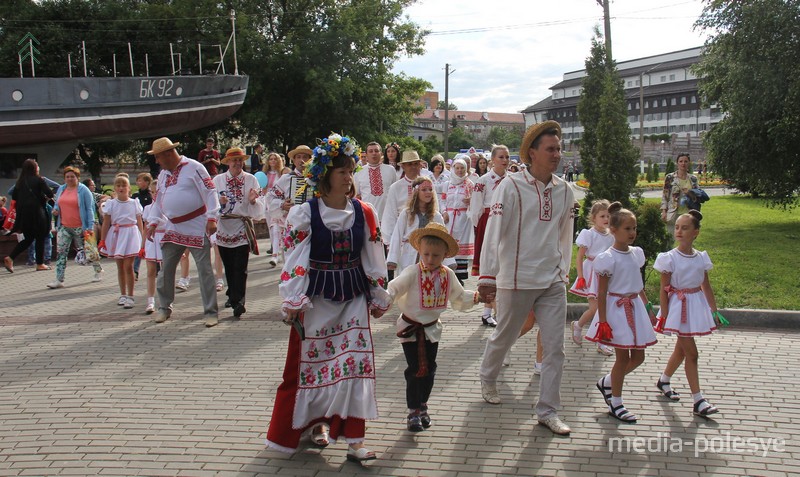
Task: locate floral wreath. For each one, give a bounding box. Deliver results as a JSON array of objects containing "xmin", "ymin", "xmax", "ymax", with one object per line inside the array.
[{"xmin": 299, "ymin": 132, "xmax": 361, "ymax": 198}]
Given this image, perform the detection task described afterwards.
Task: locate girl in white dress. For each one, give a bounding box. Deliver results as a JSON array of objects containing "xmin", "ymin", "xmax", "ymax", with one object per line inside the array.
[
  {"xmin": 585, "ymin": 202, "xmax": 657, "ymax": 423},
  {"xmin": 262, "ymin": 152, "xmax": 290, "ymax": 267},
  {"xmin": 387, "ymin": 176, "xmax": 447, "ymax": 274},
  {"xmin": 653, "ymin": 210, "xmax": 724, "ymax": 417},
  {"xmin": 142, "ymin": 182, "xmax": 164, "ymax": 314},
  {"xmin": 99, "ymin": 175, "xmax": 144, "ymax": 309},
  {"xmin": 442, "ymin": 158, "xmax": 474, "ymax": 284},
  {"xmin": 569, "ymin": 199, "xmax": 615, "ymax": 355}
]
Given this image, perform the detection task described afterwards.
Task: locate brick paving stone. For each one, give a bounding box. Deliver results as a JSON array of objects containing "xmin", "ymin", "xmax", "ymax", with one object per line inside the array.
[{"xmin": 1, "ymin": 239, "xmax": 799, "ymax": 476}]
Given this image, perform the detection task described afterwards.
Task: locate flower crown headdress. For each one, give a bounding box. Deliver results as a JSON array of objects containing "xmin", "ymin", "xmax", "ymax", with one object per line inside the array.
[{"xmin": 298, "ymin": 132, "xmax": 361, "ymax": 198}]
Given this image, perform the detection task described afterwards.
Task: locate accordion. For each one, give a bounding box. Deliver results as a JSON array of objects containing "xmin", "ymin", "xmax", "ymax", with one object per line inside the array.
[{"xmin": 289, "ymin": 175, "xmax": 314, "ymax": 205}]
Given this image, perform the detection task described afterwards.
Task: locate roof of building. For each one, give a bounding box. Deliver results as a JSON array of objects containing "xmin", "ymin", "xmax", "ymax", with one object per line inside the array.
[{"xmin": 414, "ymin": 109, "xmax": 524, "ymax": 123}]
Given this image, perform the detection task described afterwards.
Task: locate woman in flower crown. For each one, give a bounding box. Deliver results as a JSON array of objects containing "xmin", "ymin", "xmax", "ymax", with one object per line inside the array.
[{"xmin": 266, "ymin": 133, "xmax": 391, "ymax": 463}]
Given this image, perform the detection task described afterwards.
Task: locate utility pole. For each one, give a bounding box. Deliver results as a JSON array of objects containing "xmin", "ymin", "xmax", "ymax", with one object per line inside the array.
[
  {"xmin": 596, "ymin": 0, "xmax": 612, "ymax": 65},
  {"xmin": 443, "ymin": 64, "xmax": 457, "ymax": 160}
]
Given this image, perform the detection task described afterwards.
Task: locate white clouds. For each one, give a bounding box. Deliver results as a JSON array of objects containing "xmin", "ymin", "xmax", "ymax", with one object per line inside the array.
[{"xmin": 393, "ymin": 0, "xmax": 708, "ymax": 113}]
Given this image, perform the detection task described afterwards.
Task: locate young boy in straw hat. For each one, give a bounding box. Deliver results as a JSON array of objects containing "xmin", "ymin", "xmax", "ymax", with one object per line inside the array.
[{"xmin": 387, "ymin": 222, "xmax": 485, "ymax": 433}]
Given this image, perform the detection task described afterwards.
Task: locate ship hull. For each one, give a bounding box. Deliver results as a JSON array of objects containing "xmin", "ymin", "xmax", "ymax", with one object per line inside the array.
[{"xmin": 0, "ymin": 75, "xmax": 248, "ymax": 147}]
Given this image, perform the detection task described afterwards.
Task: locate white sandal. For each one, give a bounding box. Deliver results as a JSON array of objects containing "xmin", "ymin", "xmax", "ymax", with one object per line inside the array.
[
  {"xmin": 310, "ymin": 425, "xmax": 329, "ymax": 447},
  {"xmin": 346, "ymin": 446, "xmax": 377, "ymax": 462}
]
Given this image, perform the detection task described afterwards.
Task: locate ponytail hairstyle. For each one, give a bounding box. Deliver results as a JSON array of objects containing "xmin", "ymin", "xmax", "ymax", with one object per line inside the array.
[
  {"xmin": 588, "ymin": 199, "xmax": 611, "ymax": 225},
  {"xmin": 608, "ymin": 201, "xmax": 636, "ymax": 229},
  {"xmin": 406, "ymin": 176, "xmax": 437, "ymax": 225},
  {"xmin": 684, "ymin": 209, "xmax": 703, "ymax": 229}
]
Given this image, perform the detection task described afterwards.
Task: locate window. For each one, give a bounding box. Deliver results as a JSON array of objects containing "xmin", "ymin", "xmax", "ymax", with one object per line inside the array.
[
  {"xmin": 627, "ymin": 103, "xmax": 632, "ymax": 110},
  {"xmin": 699, "ymin": 123, "xmax": 708, "ymax": 131},
  {"xmin": 659, "ymin": 126, "xmax": 667, "ymax": 133},
  {"xmin": 689, "ymin": 124, "xmax": 696, "ymax": 131},
  {"xmin": 633, "ymin": 128, "xmax": 640, "ymax": 135},
  {"xmin": 669, "ymin": 125, "xmax": 677, "ymax": 133},
  {"xmin": 678, "ymin": 125, "xmax": 686, "ymax": 132},
  {"xmin": 660, "ymin": 75, "xmax": 667, "ymax": 82},
  {"xmin": 691, "ymin": 96, "xmax": 697, "ymax": 104},
  {"xmin": 671, "ymin": 111, "xmax": 680, "ymax": 120},
  {"xmin": 645, "ymin": 101, "xmax": 649, "ymax": 109},
  {"xmin": 682, "ymin": 110, "xmax": 692, "ymax": 119},
  {"xmin": 645, "ymin": 114, "xmax": 653, "ymax": 121},
  {"xmin": 635, "ymin": 79, "xmax": 640, "ymax": 86},
  {"xmin": 671, "ymin": 98, "xmax": 677, "ymax": 106},
  {"xmin": 554, "ymin": 92, "xmax": 559, "ymax": 99},
  {"xmin": 669, "ymin": 74, "xmax": 675, "ymax": 81},
  {"xmin": 627, "ymin": 81, "xmax": 632, "ymax": 87},
  {"xmin": 681, "ymin": 97, "xmax": 687, "ymax": 105},
  {"xmin": 572, "ymin": 89, "xmax": 577, "ymax": 95},
  {"xmin": 662, "ymin": 99, "xmax": 667, "ymax": 107},
  {"xmin": 635, "ymin": 102, "xmax": 640, "ymax": 109}
]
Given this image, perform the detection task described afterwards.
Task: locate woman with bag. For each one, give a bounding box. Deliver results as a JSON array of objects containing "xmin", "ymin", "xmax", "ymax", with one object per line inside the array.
[
  {"xmin": 4, "ymin": 159, "xmax": 54, "ymax": 273},
  {"xmin": 46, "ymin": 166, "xmax": 103, "ymax": 288}
]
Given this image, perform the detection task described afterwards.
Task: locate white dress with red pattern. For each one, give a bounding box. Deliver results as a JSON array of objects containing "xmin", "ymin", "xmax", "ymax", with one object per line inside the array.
[
  {"xmin": 569, "ymin": 227, "xmax": 614, "ymax": 298},
  {"xmin": 212, "ymin": 170, "xmax": 260, "ymax": 249},
  {"xmin": 653, "ymin": 248, "xmax": 717, "ymax": 337},
  {"xmin": 103, "ymin": 198, "xmax": 142, "ymax": 259},
  {"xmin": 443, "ymin": 177, "xmax": 475, "ymax": 260},
  {"xmin": 266, "ymin": 198, "xmax": 390, "ymax": 453},
  {"xmin": 585, "ymin": 247, "xmax": 658, "ymax": 349}
]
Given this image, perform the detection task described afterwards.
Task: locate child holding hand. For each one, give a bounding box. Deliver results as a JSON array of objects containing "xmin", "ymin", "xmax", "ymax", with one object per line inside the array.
[
  {"xmin": 585, "ymin": 202, "xmax": 657, "ymax": 423},
  {"xmin": 388, "ymin": 222, "xmax": 484, "ymax": 432}
]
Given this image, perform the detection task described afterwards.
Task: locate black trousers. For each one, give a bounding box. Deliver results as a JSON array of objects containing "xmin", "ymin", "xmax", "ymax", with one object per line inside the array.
[
  {"xmin": 10, "ymin": 225, "xmax": 48, "ymax": 265},
  {"xmin": 218, "ymin": 244, "xmax": 250, "ymax": 306},
  {"xmin": 402, "ymin": 340, "xmax": 439, "ymax": 410}
]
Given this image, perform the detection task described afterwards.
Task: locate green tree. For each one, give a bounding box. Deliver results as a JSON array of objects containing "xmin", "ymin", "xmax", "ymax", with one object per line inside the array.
[
  {"xmin": 577, "ymin": 28, "xmax": 639, "ymax": 211},
  {"xmin": 446, "ymin": 127, "xmax": 473, "ymax": 151},
  {"xmin": 665, "ymin": 157, "xmax": 675, "ymax": 175},
  {"xmin": 694, "ymin": 0, "xmax": 800, "ymax": 206},
  {"xmin": 421, "ymin": 135, "xmax": 443, "ymax": 156},
  {"xmin": 482, "ymin": 126, "xmax": 523, "ymax": 151},
  {"xmin": 437, "ymin": 100, "xmax": 457, "ymax": 110}
]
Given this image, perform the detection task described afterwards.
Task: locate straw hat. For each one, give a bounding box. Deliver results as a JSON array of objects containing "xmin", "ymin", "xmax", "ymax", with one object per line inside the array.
[
  {"xmin": 399, "ymin": 150, "xmax": 422, "ymax": 164},
  {"xmin": 519, "ymin": 120, "xmax": 562, "ymax": 162},
  {"xmin": 221, "ymin": 147, "xmax": 248, "ymax": 165},
  {"xmin": 288, "ymin": 145, "xmax": 313, "ymax": 160},
  {"xmin": 147, "ymin": 137, "xmax": 181, "ymax": 155},
  {"xmin": 409, "ymin": 222, "xmax": 459, "ymax": 258}
]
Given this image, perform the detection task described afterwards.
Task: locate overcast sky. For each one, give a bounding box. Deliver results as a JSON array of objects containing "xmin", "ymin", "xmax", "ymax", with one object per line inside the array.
[{"xmin": 393, "ymin": 0, "xmax": 709, "ymax": 113}]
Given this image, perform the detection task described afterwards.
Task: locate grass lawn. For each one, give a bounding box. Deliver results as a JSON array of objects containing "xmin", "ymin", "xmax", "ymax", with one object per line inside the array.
[{"xmin": 567, "ymin": 195, "xmax": 800, "ymax": 310}]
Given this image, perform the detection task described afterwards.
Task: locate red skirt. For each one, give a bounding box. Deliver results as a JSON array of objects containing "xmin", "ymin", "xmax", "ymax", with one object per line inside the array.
[
  {"xmin": 471, "ymin": 208, "xmax": 489, "ymax": 276},
  {"xmin": 265, "ymin": 324, "xmax": 366, "ymax": 452}
]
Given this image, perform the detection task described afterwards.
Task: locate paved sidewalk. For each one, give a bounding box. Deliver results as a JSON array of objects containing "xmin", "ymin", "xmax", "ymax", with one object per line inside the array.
[{"xmin": 1, "ymin": 241, "xmax": 798, "ymax": 476}]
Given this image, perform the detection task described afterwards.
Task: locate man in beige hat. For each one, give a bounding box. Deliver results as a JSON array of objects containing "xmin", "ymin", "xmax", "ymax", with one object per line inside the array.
[
  {"xmin": 213, "ymin": 147, "xmax": 261, "ymax": 319},
  {"xmin": 266, "ymin": 145, "xmax": 312, "ymax": 267},
  {"xmin": 476, "ymin": 121, "xmax": 575, "ymax": 436},
  {"xmin": 145, "ymin": 137, "xmax": 221, "ymax": 326},
  {"xmin": 380, "ymin": 150, "xmax": 436, "ymax": 249}
]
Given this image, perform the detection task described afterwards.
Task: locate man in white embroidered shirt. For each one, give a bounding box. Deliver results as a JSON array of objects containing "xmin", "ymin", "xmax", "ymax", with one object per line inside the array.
[
  {"xmin": 146, "ymin": 137, "xmax": 221, "ymax": 327},
  {"xmin": 477, "ymin": 121, "xmax": 575, "ymax": 436}
]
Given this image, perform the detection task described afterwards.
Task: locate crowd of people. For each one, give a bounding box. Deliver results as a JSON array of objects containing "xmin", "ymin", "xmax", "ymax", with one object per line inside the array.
[{"xmin": 1, "ymin": 122, "xmax": 726, "ymax": 463}]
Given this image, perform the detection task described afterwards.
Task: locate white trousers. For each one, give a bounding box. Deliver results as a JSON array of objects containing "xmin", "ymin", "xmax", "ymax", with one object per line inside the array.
[{"xmin": 479, "ymin": 283, "xmax": 567, "ymax": 419}]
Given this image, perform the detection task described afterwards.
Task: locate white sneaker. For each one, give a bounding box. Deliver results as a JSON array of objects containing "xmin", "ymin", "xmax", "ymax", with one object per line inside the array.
[
  {"xmin": 46, "ymin": 280, "xmax": 64, "ymax": 289},
  {"xmin": 533, "ymin": 362, "xmax": 543, "ymax": 376},
  {"xmin": 124, "ymin": 297, "xmax": 134, "ymax": 309},
  {"xmin": 145, "ymin": 302, "xmax": 155, "ymax": 314},
  {"xmin": 597, "ymin": 343, "xmax": 615, "ymax": 356},
  {"xmin": 481, "ymin": 381, "xmax": 501, "ymax": 404},
  {"xmin": 268, "ymin": 257, "xmax": 277, "ymax": 268},
  {"xmin": 216, "ymin": 278, "xmax": 224, "ymax": 291},
  {"xmin": 175, "ymin": 278, "xmax": 188, "ymax": 291},
  {"xmin": 571, "ymin": 320, "xmax": 583, "ymax": 346},
  {"xmin": 117, "ymin": 295, "xmax": 127, "ymax": 306},
  {"xmin": 92, "ymin": 271, "xmax": 102, "ymax": 282}
]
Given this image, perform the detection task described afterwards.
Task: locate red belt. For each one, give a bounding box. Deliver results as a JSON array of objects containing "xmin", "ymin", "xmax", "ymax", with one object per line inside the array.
[
  {"xmin": 609, "ymin": 292, "xmax": 640, "ymax": 345},
  {"xmin": 397, "ymin": 314, "xmax": 437, "ymax": 377},
  {"xmin": 664, "ymin": 285, "xmax": 702, "ymax": 324},
  {"xmin": 170, "ymin": 205, "xmax": 207, "ymax": 224}
]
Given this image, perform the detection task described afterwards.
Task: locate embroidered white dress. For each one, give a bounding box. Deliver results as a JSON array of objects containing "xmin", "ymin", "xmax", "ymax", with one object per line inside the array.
[
  {"xmin": 142, "ymin": 203, "xmax": 164, "ymax": 262},
  {"xmin": 149, "ymin": 156, "xmax": 220, "ymax": 248},
  {"xmin": 388, "ymin": 263, "xmax": 477, "ymax": 343},
  {"xmin": 380, "ymin": 175, "xmax": 418, "ymax": 246},
  {"xmin": 443, "ymin": 178, "xmax": 475, "ymax": 260},
  {"xmin": 431, "ymin": 172, "xmax": 450, "ymax": 203},
  {"xmin": 654, "ymin": 248, "xmax": 717, "ymax": 337},
  {"xmin": 585, "ymin": 247, "xmax": 658, "ymax": 349},
  {"xmin": 569, "ymin": 228, "xmax": 614, "ymax": 298},
  {"xmin": 103, "ymin": 198, "xmax": 142, "ymax": 258},
  {"xmin": 266, "ymin": 198, "xmax": 390, "ymax": 452},
  {"xmin": 213, "ymin": 171, "xmax": 261, "ymax": 249},
  {"xmin": 386, "ymin": 209, "xmax": 453, "ymax": 273}
]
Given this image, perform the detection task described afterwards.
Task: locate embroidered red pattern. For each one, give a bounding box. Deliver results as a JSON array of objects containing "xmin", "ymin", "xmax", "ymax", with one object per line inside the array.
[
  {"xmin": 163, "ymin": 162, "xmax": 187, "ymax": 188},
  {"xmin": 161, "ymin": 231, "xmax": 204, "ymax": 247}
]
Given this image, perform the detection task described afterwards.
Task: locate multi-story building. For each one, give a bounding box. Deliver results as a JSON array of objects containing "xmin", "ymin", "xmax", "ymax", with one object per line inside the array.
[{"xmin": 521, "ymin": 47, "xmax": 722, "ymax": 162}]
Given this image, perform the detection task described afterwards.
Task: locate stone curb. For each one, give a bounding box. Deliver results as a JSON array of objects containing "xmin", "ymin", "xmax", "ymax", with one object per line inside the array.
[{"xmin": 566, "ymin": 303, "xmax": 800, "ymax": 329}]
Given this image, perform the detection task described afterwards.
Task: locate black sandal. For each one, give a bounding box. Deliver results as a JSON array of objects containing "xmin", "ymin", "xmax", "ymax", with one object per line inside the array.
[
  {"xmin": 656, "ymin": 379, "xmax": 681, "ymax": 401},
  {"xmin": 608, "ymin": 403, "xmax": 637, "ymax": 423},
  {"xmin": 693, "ymin": 398, "xmax": 719, "ymax": 417},
  {"xmin": 596, "ymin": 376, "xmax": 612, "ymax": 405}
]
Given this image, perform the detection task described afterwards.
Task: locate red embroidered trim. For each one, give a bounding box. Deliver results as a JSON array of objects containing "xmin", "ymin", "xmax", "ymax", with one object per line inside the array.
[{"xmin": 161, "ymin": 231, "xmax": 204, "ymax": 247}]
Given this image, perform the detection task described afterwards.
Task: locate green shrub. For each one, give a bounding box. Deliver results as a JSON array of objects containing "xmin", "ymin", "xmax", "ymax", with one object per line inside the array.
[{"xmin": 633, "ymin": 201, "xmax": 672, "ymax": 266}]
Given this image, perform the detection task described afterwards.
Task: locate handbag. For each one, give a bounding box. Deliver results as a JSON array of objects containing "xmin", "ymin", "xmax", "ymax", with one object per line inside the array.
[
  {"xmin": 83, "ymin": 230, "xmax": 101, "ymax": 262},
  {"xmin": 2, "ymin": 200, "xmax": 15, "ymax": 231}
]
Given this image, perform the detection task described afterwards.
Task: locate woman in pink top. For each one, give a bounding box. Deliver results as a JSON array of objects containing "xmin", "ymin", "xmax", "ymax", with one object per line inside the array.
[{"xmin": 47, "ymin": 166, "xmax": 103, "ymax": 288}]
